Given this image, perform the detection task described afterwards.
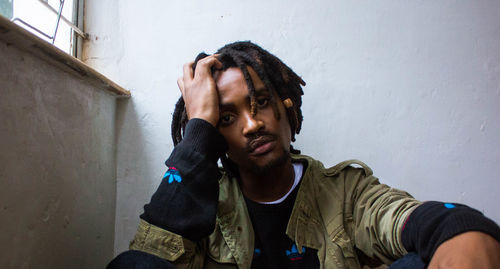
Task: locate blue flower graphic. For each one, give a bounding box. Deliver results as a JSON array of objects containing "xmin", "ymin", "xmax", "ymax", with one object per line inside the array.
[
  {"xmin": 286, "ymin": 244, "xmax": 305, "ymax": 261},
  {"xmin": 163, "ymin": 167, "xmax": 182, "ymax": 184},
  {"xmin": 254, "ymin": 248, "xmax": 261, "ymax": 257}
]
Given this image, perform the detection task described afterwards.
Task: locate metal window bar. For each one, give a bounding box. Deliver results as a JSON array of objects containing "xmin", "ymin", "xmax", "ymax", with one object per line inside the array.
[
  {"xmin": 71, "ymin": 0, "xmax": 84, "ymax": 58},
  {"xmin": 11, "ymin": 0, "xmax": 87, "ymax": 45}
]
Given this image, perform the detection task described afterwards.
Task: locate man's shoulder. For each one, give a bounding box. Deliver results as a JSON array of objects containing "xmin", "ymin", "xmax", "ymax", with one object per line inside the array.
[{"xmin": 291, "ymin": 153, "xmax": 373, "ymax": 178}]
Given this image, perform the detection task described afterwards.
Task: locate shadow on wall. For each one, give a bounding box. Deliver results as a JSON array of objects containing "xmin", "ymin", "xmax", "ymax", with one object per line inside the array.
[{"xmin": 112, "ymin": 96, "xmax": 154, "ymax": 256}]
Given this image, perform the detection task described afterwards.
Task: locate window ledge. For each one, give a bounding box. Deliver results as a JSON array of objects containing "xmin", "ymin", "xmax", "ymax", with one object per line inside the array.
[{"xmin": 0, "ymin": 15, "xmax": 130, "ymax": 98}]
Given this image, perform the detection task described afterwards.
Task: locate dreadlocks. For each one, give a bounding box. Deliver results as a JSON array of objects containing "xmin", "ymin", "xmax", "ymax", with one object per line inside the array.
[{"xmin": 171, "ymin": 41, "xmax": 306, "ymax": 176}]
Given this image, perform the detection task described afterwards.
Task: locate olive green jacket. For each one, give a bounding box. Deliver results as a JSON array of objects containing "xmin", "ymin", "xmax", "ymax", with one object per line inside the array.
[{"xmin": 130, "ymin": 155, "xmax": 421, "ymax": 268}]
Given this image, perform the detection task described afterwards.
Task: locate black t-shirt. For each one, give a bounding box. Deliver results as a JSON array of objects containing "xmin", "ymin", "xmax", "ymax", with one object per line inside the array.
[{"xmin": 244, "ymin": 178, "xmax": 319, "ymax": 269}]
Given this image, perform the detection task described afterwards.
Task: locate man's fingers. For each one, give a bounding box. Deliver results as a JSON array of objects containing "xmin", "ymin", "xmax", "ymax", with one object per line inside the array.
[
  {"xmin": 195, "ymin": 55, "xmax": 222, "ymax": 78},
  {"xmin": 177, "ymin": 77, "xmax": 185, "ymax": 95},
  {"xmin": 182, "ymin": 61, "xmax": 194, "ymax": 80},
  {"xmin": 177, "ymin": 54, "xmax": 222, "ymax": 127},
  {"xmin": 212, "ymin": 54, "xmax": 223, "ymax": 69}
]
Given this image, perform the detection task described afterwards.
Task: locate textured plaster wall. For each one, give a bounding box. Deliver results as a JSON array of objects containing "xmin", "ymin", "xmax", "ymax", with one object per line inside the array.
[
  {"xmin": 0, "ymin": 40, "xmax": 116, "ymax": 268},
  {"xmin": 83, "ymin": 0, "xmax": 500, "ymax": 255}
]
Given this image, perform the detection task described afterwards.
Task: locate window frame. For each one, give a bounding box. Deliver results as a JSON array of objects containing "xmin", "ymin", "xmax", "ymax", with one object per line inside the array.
[{"xmin": 9, "ymin": 0, "xmax": 86, "ymax": 59}]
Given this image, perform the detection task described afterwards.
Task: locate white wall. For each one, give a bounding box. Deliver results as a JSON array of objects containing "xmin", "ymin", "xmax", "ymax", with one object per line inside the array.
[
  {"xmin": 0, "ymin": 40, "xmax": 117, "ymax": 267},
  {"xmin": 83, "ymin": 0, "xmax": 500, "ymax": 255}
]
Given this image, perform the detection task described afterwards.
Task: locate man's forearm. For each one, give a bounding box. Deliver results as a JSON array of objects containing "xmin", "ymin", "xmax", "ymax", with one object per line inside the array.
[
  {"xmin": 401, "ymin": 201, "xmax": 500, "ymax": 263},
  {"xmin": 140, "ymin": 118, "xmax": 228, "ymax": 242}
]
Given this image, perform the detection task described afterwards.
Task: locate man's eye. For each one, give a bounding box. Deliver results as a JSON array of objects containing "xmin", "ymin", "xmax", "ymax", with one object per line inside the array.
[
  {"xmin": 256, "ymin": 97, "xmax": 269, "ymax": 107},
  {"xmin": 220, "ymin": 113, "xmax": 235, "ymax": 125}
]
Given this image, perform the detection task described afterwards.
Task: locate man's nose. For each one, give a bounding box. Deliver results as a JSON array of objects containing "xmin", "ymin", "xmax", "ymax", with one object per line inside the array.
[{"xmin": 242, "ymin": 112, "xmax": 264, "ymax": 135}]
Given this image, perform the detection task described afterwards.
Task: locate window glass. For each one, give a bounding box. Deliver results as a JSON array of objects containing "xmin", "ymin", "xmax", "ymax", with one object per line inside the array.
[{"xmin": 12, "ymin": 0, "xmax": 76, "ymax": 54}]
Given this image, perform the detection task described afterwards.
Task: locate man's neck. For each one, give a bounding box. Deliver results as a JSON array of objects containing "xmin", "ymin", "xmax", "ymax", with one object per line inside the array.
[{"xmin": 238, "ymin": 158, "xmax": 295, "ymax": 203}]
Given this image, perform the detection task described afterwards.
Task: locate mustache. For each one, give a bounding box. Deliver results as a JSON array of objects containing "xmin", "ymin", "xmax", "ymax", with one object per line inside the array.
[{"xmin": 245, "ymin": 133, "xmax": 277, "ymax": 153}]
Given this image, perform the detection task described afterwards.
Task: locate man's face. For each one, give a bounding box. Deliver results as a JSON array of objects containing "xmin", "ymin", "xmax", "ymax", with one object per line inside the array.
[{"xmin": 215, "ymin": 67, "xmax": 292, "ymax": 174}]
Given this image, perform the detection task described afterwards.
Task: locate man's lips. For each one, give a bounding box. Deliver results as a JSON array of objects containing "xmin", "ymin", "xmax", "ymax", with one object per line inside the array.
[{"xmin": 247, "ymin": 135, "xmax": 276, "ymax": 155}]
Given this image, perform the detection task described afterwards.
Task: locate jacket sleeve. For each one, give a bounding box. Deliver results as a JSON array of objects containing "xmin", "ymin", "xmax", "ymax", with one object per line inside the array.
[
  {"xmin": 340, "ymin": 160, "xmax": 421, "ymax": 265},
  {"xmin": 129, "ymin": 118, "xmax": 227, "ymax": 267},
  {"xmin": 401, "ymin": 201, "xmax": 500, "ymax": 264}
]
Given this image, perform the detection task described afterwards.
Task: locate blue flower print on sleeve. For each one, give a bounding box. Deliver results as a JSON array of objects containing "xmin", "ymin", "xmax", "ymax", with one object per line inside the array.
[
  {"xmin": 444, "ymin": 203, "xmax": 456, "ymax": 209},
  {"xmin": 163, "ymin": 167, "xmax": 182, "ymax": 184}
]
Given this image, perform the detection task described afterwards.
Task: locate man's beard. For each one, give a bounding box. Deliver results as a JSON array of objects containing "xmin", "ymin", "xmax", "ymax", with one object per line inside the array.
[{"xmin": 241, "ymin": 145, "xmax": 291, "ymax": 175}]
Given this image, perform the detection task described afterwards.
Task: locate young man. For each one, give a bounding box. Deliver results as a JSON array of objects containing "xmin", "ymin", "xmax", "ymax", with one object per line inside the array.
[{"xmin": 108, "ymin": 41, "xmax": 500, "ymax": 269}]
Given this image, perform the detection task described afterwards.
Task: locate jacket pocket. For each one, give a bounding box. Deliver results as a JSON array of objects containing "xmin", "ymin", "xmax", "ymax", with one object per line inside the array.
[
  {"xmin": 332, "ymin": 228, "xmax": 356, "ymax": 258},
  {"xmin": 207, "ymin": 226, "xmax": 236, "ymax": 264},
  {"xmin": 326, "ymin": 227, "xmax": 360, "ymax": 268}
]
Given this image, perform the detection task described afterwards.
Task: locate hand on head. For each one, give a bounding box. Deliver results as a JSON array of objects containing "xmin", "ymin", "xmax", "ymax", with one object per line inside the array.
[{"xmin": 177, "ymin": 54, "xmax": 222, "ymax": 127}]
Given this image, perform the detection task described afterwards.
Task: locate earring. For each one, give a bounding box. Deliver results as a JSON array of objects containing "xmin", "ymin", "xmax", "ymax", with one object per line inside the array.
[{"xmin": 283, "ymin": 98, "xmax": 293, "ymax": 108}]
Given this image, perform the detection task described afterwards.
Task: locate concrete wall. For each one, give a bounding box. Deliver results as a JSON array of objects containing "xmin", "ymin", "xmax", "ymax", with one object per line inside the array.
[
  {"xmin": 0, "ymin": 39, "xmax": 116, "ymax": 267},
  {"xmin": 82, "ymin": 0, "xmax": 500, "ymax": 255}
]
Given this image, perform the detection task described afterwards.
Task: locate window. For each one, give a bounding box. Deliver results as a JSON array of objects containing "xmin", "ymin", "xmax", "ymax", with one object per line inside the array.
[{"xmin": 2, "ymin": 0, "xmax": 86, "ymax": 58}]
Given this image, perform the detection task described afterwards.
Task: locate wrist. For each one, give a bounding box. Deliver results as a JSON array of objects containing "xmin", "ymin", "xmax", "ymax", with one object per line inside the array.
[
  {"xmin": 180, "ymin": 119, "xmax": 227, "ymax": 160},
  {"xmin": 189, "ymin": 114, "xmax": 218, "ymax": 127},
  {"xmin": 186, "ymin": 105, "xmax": 219, "ymax": 127}
]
